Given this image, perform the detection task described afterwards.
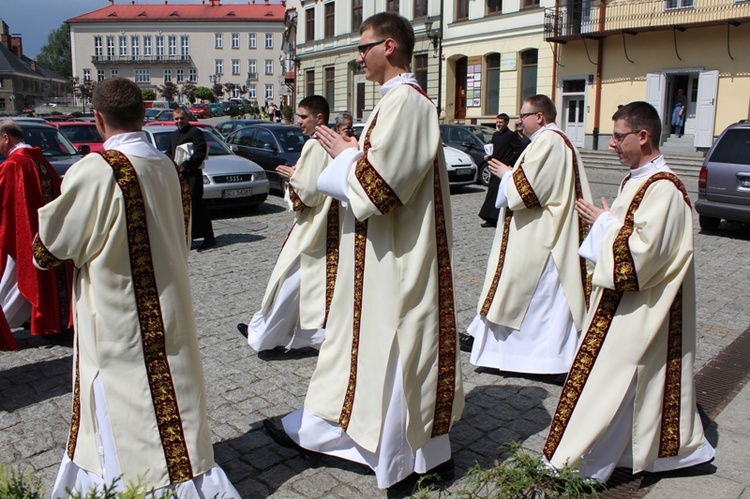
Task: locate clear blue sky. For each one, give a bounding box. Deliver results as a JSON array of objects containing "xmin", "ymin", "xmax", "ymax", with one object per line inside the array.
[{"xmin": 1, "ymin": 0, "xmax": 282, "ymax": 60}]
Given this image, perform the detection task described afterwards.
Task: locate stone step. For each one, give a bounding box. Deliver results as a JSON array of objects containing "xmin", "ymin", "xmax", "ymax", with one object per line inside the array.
[{"xmin": 579, "ymin": 150, "xmax": 704, "ymax": 178}]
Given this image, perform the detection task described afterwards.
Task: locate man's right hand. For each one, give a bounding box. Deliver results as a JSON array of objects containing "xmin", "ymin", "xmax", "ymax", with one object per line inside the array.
[{"xmin": 315, "ymin": 125, "xmax": 357, "ymax": 159}]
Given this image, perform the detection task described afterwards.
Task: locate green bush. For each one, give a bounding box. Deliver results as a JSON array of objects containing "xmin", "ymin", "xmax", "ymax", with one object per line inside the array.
[
  {"xmin": 0, "ymin": 464, "xmax": 43, "ymax": 499},
  {"xmin": 71, "ymin": 111, "xmax": 83, "ymax": 118}
]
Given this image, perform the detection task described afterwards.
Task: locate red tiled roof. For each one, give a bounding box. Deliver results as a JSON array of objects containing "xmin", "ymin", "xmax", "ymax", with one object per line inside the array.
[{"xmin": 67, "ymin": 2, "xmax": 285, "ymax": 23}]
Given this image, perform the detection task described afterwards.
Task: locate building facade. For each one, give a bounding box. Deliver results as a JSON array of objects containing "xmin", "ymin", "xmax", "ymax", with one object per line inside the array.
[
  {"xmin": 68, "ymin": 0, "xmax": 286, "ymax": 106},
  {"xmin": 285, "ymin": 0, "xmax": 555, "ymax": 126},
  {"xmin": 546, "ymin": 0, "xmax": 750, "ymax": 150}
]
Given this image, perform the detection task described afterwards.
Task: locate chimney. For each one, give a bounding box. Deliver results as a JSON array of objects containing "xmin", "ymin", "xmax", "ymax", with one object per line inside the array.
[
  {"xmin": 31, "ymin": 60, "xmax": 36, "ymax": 72},
  {"xmin": 209, "ymin": 0, "xmax": 220, "ymax": 5},
  {"xmin": 108, "ymin": 0, "xmax": 114, "ymax": 5}
]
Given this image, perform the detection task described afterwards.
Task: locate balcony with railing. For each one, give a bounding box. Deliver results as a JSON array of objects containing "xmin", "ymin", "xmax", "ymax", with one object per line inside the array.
[
  {"xmin": 91, "ymin": 55, "xmax": 193, "ymax": 65},
  {"xmin": 545, "ymin": 0, "xmax": 750, "ymax": 42}
]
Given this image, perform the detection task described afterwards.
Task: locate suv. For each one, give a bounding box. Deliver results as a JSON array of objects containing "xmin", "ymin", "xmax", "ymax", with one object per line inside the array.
[{"xmin": 695, "ymin": 120, "xmax": 750, "ymax": 230}]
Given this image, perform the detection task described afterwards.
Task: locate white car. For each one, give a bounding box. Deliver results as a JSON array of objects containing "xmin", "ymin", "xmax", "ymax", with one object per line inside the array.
[{"xmin": 143, "ymin": 126, "xmax": 270, "ymax": 210}]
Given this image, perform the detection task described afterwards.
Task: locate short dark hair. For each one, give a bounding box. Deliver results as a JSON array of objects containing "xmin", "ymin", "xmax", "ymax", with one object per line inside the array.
[
  {"xmin": 524, "ymin": 94, "xmax": 557, "ymax": 123},
  {"xmin": 92, "ymin": 78, "xmax": 144, "ymax": 129},
  {"xmin": 0, "ymin": 120, "xmax": 24, "ymax": 140},
  {"xmin": 497, "ymin": 113, "xmax": 510, "ymax": 121},
  {"xmin": 613, "ymin": 101, "xmax": 661, "ymax": 149},
  {"xmin": 360, "ymin": 12, "xmax": 415, "ymax": 62},
  {"xmin": 299, "ymin": 95, "xmax": 330, "ymax": 124}
]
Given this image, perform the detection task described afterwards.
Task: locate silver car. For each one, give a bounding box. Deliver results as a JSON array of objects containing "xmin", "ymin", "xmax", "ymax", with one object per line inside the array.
[
  {"xmin": 143, "ymin": 126, "xmax": 270, "ymax": 209},
  {"xmin": 695, "ymin": 120, "xmax": 750, "ymax": 230}
]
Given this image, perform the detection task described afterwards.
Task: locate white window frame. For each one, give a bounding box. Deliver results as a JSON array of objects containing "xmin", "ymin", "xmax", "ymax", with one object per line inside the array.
[
  {"xmin": 181, "ymin": 36, "xmax": 189, "ymax": 57},
  {"xmin": 110, "ymin": 69, "xmax": 118, "ymax": 77},
  {"xmin": 189, "ymin": 68, "xmax": 197, "ymax": 82},
  {"xmin": 232, "ymin": 59, "xmax": 240, "ymax": 75},
  {"xmin": 135, "ymin": 69, "xmax": 150, "ymax": 83},
  {"xmin": 176, "ymin": 68, "xmax": 185, "ymax": 82},
  {"xmin": 248, "ymin": 59, "xmax": 257, "ymax": 75},
  {"xmin": 232, "ymin": 33, "xmax": 240, "ymax": 49},
  {"xmin": 265, "ymin": 59, "xmax": 274, "ymax": 75},
  {"xmin": 156, "ymin": 36, "xmax": 164, "ymax": 57},
  {"xmin": 106, "ymin": 36, "xmax": 115, "ymax": 59},
  {"xmin": 215, "ymin": 33, "xmax": 223, "ymax": 48},
  {"xmin": 164, "ymin": 69, "xmax": 172, "ymax": 82},
  {"xmin": 144, "ymin": 36, "xmax": 152, "ymax": 56},
  {"xmin": 119, "ymin": 36, "xmax": 127, "ymax": 56},
  {"xmin": 265, "ymin": 83, "xmax": 274, "ymax": 99},
  {"xmin": 265, "ymin": 33, "xmax": 273, "ymax": 49},
  {"xmin": 94, "ymin": 36, "xmax": 103, "ymax": 57},
  {"xmin": 168, "ymin": 36, "xmax": 177, "ymax": 56},
  {"xmin": 131, "ymin": 36, "xmax": 140, "ymax": 59},
  {"xmin": 248, "ymin": 84, "xmax": 256, "ymax": 99},
  {"xmin": 215, "ymin": 59, "xmax": 224, "ymax": 75},
  {"xmin": 97, "ymin": 69, "xmax": 105, "ymax": 81},
  {"xmin": 83, "ymin": 69, "xmax": 91, "ymax": 82},
  {"xmin": 248, "ymin": 33, "xmax": 257, "ymax": 49}
]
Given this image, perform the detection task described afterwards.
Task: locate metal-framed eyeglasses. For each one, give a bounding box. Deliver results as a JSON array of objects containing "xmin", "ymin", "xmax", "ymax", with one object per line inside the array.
[
  {"xmin": 611, "ymin": 129, "xmax": 642, "ymax": 143},
  {"xmin": 519, "ymin": 111, "xmax": 541, "ymax": 120}
]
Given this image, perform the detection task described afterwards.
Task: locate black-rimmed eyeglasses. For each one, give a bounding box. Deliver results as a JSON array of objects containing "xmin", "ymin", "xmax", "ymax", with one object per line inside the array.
[
  {"xmin": 611, "ymin": 130, "xmax": 641, "ymax": 143},
  {"xmin": 357, "ymin": 39, "xmax": 386, "ymax": 57}
]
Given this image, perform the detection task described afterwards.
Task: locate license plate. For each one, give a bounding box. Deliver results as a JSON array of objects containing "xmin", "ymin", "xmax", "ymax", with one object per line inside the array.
[
  {"xmin": 741, "ymin": 177, "xmax": 750, "ymax": 188},
  {"xmin": 456, "ymin": 168, "xmax": 472, "ymax": 175},
  {"xmin": 222, "ymin": 188, "xmax": 253, "ymax": 199}
]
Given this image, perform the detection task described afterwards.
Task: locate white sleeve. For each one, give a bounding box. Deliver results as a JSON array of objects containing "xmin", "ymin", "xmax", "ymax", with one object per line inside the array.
[
  {"xmin": 494, "ymin": 171, "xmax": 513, "ymax": 208},
  {"xmin": 578, "ymin": 211, "xmax": 619, "ymax": 264},
  {"xmin": 317, "ymin": 148, "xmax": 362, "ymax": 203}
]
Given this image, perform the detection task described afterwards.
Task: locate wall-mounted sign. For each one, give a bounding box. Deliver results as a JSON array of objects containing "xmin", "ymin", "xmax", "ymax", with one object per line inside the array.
[{"xmin": 501, "ymin": 53, "xmax": 516, "ymax": 72}]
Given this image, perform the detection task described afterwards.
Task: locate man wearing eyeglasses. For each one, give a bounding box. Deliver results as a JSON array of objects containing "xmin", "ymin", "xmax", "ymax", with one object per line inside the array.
[
  {"xmin": 544, "ymin": 101, "xmax": 714, "ymax": 482},
  {"xmin": 263, "ymin": 12, "xmax": 463, "ymax": 490},
  {"xmin": 464, "ymin": 94, "xmax": 593, "ymax": 378}
]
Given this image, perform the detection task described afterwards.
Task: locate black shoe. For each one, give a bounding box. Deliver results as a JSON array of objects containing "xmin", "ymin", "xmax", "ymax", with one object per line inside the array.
[
  {"xmin": 197, "ymin": 237, "xmax": 217, "ymax": 251},
  {"xmin": 263, "ymin": 417, "xmax": 304, "ymax": 451},
  {"xmin": 481, "ymin": 222, "xmax": 496, "ymax": 228},
  {"xmin": 458, "ymin": 333, "xmax": 474, "ymax": 353},
  {"xmin": 237, "ymin": 323, "xmax": 249, "ymax": 339}
]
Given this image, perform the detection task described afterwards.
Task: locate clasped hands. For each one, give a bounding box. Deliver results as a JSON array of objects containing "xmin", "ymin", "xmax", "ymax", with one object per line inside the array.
[{"xmin": 315, "ymin": 125, "xmax": 358, "ymax": 158}]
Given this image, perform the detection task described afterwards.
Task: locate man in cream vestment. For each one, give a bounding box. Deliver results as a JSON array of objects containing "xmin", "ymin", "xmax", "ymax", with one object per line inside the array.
[
  {"xmin": 544, "ymin": 101, "xmax": 714, "ymax": 481},
  {"xmin": 34, "ymin": 78, "xmax": 239, "ymax": 498},
  {"xmin": 267, "ymin": 13, "xmax": 463, "ymax": 489},
  {"xmin": 241, "ymin": 95, "xmax": 337, "ymax": 351},
  {"xmin": 466, "ymin": 94, "xmax": 593, "ymax": 374}
]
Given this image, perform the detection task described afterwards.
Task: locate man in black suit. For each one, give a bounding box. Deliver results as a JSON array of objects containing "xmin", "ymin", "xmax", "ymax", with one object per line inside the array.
[
  {"xmin": 169, "ymin": 107, "xmax": 216, "ymax": 250},
  {"xmin": 478, "ymin": 113, "xmax": 527, "ymax": 227}
]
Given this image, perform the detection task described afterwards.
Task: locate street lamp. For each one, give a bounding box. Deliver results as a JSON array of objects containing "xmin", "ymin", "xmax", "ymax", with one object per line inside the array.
[
  {"xmin": 424, "ymin": 17, "xmax": 442, "ymax": 58},
  {"xmin": 424, "ymin": 17, "xmax": 444, "ymax": 118}
]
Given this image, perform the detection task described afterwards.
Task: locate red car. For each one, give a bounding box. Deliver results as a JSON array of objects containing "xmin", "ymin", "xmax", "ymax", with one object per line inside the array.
[
  {"xmin": 52, "ymin": 122, "xmax": 104, "ymax": 153},
  {"xmin": 189, "ymin": 103, "xmax": 212, "ymax": 119}
]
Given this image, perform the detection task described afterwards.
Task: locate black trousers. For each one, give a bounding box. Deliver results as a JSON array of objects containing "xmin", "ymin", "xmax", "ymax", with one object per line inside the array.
[
  {"xmin": 187, "ymin": 174, "xmax": 215, "ymax": 240},
  {"xmin": 478, "ymin": 174, "xmax": 501, "ymax": 224}
]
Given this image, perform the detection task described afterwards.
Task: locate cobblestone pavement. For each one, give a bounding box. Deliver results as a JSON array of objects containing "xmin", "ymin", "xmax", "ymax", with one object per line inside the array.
[{"xmin": 1, "ymin": 166, "xmax": 749, "ymax": 498}]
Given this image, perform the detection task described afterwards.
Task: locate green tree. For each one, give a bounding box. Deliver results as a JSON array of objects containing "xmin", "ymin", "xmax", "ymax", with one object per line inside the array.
[
  {"xmin": 181, "ymin": 81, "xmax": 197, "ymax": 104},
  {"xmin": 158, "ymin": 81, "xmax": 179, "ymax": 102},
  {"xmin": 194, "ymin": 86, "xmax": 214, "ymax": 102},
  {"xmin": 142, "ymin": 88, "xmax": 157, "ymax": 101},
  {"xmin": 211, "ymin": 83, "xmax": 224, "ymax": 100},
  {"xmin": 36, "ymin": 23, "xmax": 72, "ymax": 79}
]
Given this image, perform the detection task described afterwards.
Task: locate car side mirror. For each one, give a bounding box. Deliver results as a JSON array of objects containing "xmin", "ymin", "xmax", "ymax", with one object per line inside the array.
[
  {"xmin": 460, "ymin": 141, "xmax": 473, "ymax": 148},
  {"xmin": 229, "ymin": 144, "xmax": 238, "ymax": 152},
  {"xmin": 78, "ymin": 145, "xmax": 90, "ymax": 155},
  {"xmin": 263, "ymin": 143, "xmax": 277, "ymax": 152}
]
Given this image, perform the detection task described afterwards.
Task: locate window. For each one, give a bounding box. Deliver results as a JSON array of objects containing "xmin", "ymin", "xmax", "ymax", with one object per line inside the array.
[
  {"xmin": 248, "ymin": 84, "xmax": 256, "ymax": 99},
  {"xmin": 215, "ymin": 33, "xmax": 223, "ymax": 48},
  {"xmin": 94, "ymin": 36, "xmax": 103, "ymax": 57},
  {"xmin": 520, "ymin": 49, "xmax": 538, "ymax": 104},
  {"xmin": 265, "ymin": 59, "xmax": 274, "ymax": 75},
  {"xmin": 232, "ymin": 33, "xmax": 240, "ymax": 48},
  {"xmin": 265, "ymin": 33, "xmax": 273, "ymax": 49},
  {"xmin": 97, "ymin": 69, "xmax": 105, "ymax": 82},
  {"xmin": 135, "ymin": 69, "xmax": 150, "ymax": 83},
  {"xmin": 83, "ymin": 69, "xmax": 91, "ymax": 82},
  {"xmin": 119, "ymin": 36, "xmax": 127, "ymax": 56},
  {"xmin": 215, "ymin": 60, "xmax": 224, "ymax": 74},
  {"xmin": 487, "ymin": 0, "xmax": 502, "ymax": 14},
  {"xmin": 306, "ymin": 7, "xmax": 315, "ymax": 42},
  {"xmin": 306, "ymin": 69, "xmax": 315, "ymax": 97},
  {"xmin": 352, "ymin": 0, "xmax": 363, "ymax": 31},
  {"xmin": 131, "ymin": 36, "xmax": 140, "ymax": 59},
  {"xmin": 189, "ymin": 68, "xmax": 197, "ymax": 82},
  {"xmin": 144, "ymin": 36, "xmax": 152, "ymax": 56},
  {"xmin": 414, "ymin": 0, "xmax": 428, "ymax": 17},
  {"xmin": 386, "ymin": 0, "xmax": 399, "ymax": 11},
  {"xmin": 265, "ymin": 83, "xmax": 274, "ymax": 99},
  {"xmin": 156, "ymin": 36, "xmax": 164, "ymax": 58},
  {"xmin": 181, "ymin": 36, "xmax": 189, "ymax": 57},
  {"xmin": 325, "ymin": 3, "xmax": 335, "ymax": 38},
  {"xmin": 325, "ymin": 67, "xmax": 335, "ymax": 106},
  {"xmin": 414, "ymin": 54, "xmax": 428, "ymax": 91},
  {"xmin": 248, "ymin": 59, "xmax": 257, "ymax": 75},
  {"xmin": 0, "ymin": 99, "xmax": 4, "ymax": 111},
  {"xmin": 106, "ymin": 36, "xmax": 115, "ymax": 59},
  {"xmin": 485, "ymin": 53, "xmax": 500, "ymax": 115},
  {"xmin": 232, "ymin": 59, "xmax": 241, "ymax": 75},
  {"xmin": 664, "ymin": 0, "xmax": 694, "ymax": 9},
  {"xmin": 168, "ymin": 36, "xmax": 176, "ymax": 56},
  {"xmin": 248, "ymin": 33, "xmax": 256, "ymax": 49},
  {"xmin": 456, "ymin": 0, "xmax": 469, "ymax": 20},
  {"xmin": 522, "ymin": 0, "xmax": 540, "ymax": 7},
  {"xmin": 176, "ymin": 68, "xmax": 185, "ymax": 82},
  {"xmin": 164, "ymin": 69, "xmax": 172, "ymax": 82},
  {"xmin": 110, "ymin": 69, "xmax": 118, "ymax": 77}
]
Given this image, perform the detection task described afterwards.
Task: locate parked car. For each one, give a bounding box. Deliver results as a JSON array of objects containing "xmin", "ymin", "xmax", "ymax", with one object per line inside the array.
[
  {"xmin": 215, "ymin": 119, "xmax": 265, "ymax": 137},
  {"xmin": 144, "ymin": 121, "xmax": 226, "ymax": 144},
  {"xmin": 220, "ymin": 101, "xmax": 240, "ymax": 115},
  {"xmin": 144, "ymin": 108, "xmax": 162, "ymax": 121},
  {"xmin": 190, "ymin": 103, "xmax": 212, "ymax": 119},
  {"xmin": 464, "ymin": 124, "xmax": 497, "ymax": 143},
  {"xmin": 0, "ymin": 122, "xmax": 85, "ymax": 177},
  {"xmin": 225, "ymin": 123, "xmax": 308, "ymax": 192},
  {"xmin": 440, "ymin": 124, "xmax": 491, "ymax": 185},
  {"xmin": 154, "ymin": 107, "xmax": 196, "ymax": 122},
  {"xmin": 143, "ymin": 126, "xmax": 270, "ymax": 209},
  {"xmin": 695, "ymin": 120, "xmax": 750, "ymax": 230},
  {"xmin": 53, "ymin": 121, "xmax": 105, "ymax": 153},
  {"xmin": 42, "ymin": 114, "xmax": 76, "ymax": 123},
  {"xmin": 208, "ymin": 103, "xmax": 224, "ymax": 117}
]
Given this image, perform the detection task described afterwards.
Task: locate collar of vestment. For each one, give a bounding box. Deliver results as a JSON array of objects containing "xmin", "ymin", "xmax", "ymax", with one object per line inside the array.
[
  {"xmin": 529, "ymin": 122, "xmax": 563, "ymax": 142},
  {"xmin": 629, "ymin": 154, "xmax": 667, "ymax": 180},
  {"xmin": 104, "ymin": 131, "xmax": 165, "ymax": 159},
  {"xmin": 379, "ymin": 73, "xmax": 420, "ymax": 96},
  {"xmin": 8, "ymin": 142, "xmax": 32, "ymax": 155}
]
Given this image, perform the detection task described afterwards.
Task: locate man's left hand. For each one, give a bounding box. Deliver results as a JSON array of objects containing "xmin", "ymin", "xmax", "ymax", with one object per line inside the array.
[
  {"xmin": 487, "ymin": 158, "xmax": 512, "ymax": 178},
  {"xmin": 315, "ymin": 125, "xmax": 357, "ymax": 159},
  {"xmin": 276, "ymin": 164, "xmax": 296, "ymax": 180},
  {"xmin": 575, "ymin": 197, "xmax": 610, "ymax": 224}
]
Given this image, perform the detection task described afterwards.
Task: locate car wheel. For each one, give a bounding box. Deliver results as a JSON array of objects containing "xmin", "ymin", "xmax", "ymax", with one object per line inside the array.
[
  {"xmin": 479, "ymin": 163, "xmax": 492, "ymax": 186},
  {"xmin": 699, "ymin": 214, "xmax": 720, "ymax": 231}
]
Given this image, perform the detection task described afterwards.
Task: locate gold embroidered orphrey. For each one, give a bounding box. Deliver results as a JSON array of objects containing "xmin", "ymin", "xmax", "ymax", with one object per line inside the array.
[
  {"xmin": 97, "ymin": 150, "xmax": 194, "ymax": 483},
  {"xmin": 544, "ymin": 172, "xmax": 691, "ymax": 460}
]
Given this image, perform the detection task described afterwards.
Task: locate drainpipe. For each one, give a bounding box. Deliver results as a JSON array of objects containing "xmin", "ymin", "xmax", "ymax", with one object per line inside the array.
[
  {"xmin": 437, "ymin": 0, "xmax": 444, "ymax": 119},
  {"xmin": 592, "ymin": 0, "xmax": 606, "ymax": 150},
  {"xmin": 551, "ymin": 0, "xmax": 559, "ymax": 102}
]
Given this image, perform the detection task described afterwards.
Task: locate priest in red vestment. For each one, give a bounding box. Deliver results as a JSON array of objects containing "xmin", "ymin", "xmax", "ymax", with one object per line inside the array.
[{"xmin": 0, "ymin": 120, "xmax": 71, "ymax": 350}]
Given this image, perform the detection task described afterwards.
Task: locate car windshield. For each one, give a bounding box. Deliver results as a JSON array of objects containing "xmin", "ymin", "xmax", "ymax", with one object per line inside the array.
[
  {"xmin": 150, "ymin": 129, "xmax": 232, "ymax": 156},
  {"xmin": 59, "ymin": 125, "xmax": 103, "ymax": 143},
  {"xmin": 23, "ymin": 127, "xmax": 79, "ymax": 157},
  {"xmin": 709, "ymin": 129, "xmax": 750, "ymax": 165},
  {"xmin": 274, "ymin": 128, "xmax": 307, "ymax": 153},
  {"xmin": 145, "ymin": 109, "xmax": 161, "ymax": 118}
]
